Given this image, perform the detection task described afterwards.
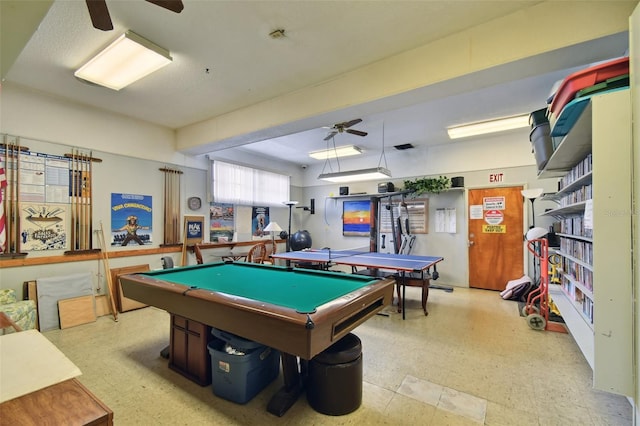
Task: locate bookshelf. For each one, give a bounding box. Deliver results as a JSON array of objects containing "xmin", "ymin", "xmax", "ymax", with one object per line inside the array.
[{"xmin": 540, "ymin": 89, "xmax": 632, "ymax": 396}]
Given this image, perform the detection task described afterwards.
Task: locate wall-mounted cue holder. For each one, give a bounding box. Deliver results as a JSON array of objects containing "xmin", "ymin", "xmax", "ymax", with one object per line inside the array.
[{"xmin": 296, "ymin": 199, "xmax": 315, "ymax": 214}]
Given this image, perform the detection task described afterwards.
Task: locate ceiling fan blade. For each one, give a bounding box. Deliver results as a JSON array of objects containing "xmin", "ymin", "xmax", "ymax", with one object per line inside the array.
[
  {"xmin": 85, "ymin": 0, "xmax": 113, "ymax": 31},
  {"xmin": 346, "ymin": 129, "xmax": 368, "ymax": 137},
  {"xmin": 341, "ymin": 118, "xmax": 362, "ymax": 129},
  {"xmin": 324, "ymin": 131, "xmax": 338, "ymax": 141},
  {"xmin": 145, "ymin": 0, "xmax": 185, "ymax": 13}
]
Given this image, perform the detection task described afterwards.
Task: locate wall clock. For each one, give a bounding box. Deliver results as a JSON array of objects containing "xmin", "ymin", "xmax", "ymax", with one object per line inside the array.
[{"xmin": 187, "ymin": 196, "xmax": 202, "ymax": 210}]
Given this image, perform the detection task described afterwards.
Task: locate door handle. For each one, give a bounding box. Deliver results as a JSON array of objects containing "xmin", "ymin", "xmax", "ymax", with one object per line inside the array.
[{"xmin": 468, "ymin": 240, "xmax": 474, "ymax": 247}]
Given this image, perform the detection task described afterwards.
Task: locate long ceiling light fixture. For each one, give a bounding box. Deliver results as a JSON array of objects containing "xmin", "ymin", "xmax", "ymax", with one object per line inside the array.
[
  {"xmin": 447, "ymin": 114, "xmax": 529, "ymax": 139},
  {"xmin": 309, "ymin": 145, "xmax": 362, "ymax": 160},
  {"xmin": 318, "ymin": 121, "xmax": 391, "ymax": 183},
  {"xmin": 317, "ymin": 167, "xmax": 391, "ymax": 183},
  {"xmin": 75, "ymin": 31, "xmax": 172, "ymax": 91}
]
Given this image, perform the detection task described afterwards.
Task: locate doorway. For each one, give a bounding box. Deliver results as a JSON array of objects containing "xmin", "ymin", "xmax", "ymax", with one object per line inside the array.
[{"xmin": 468, "ymin": 186, "xmax": 524, "ymax": 291}]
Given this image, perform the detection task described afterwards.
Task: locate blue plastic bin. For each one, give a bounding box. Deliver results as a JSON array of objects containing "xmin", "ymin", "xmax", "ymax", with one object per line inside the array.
[{"xmin": 208, "ymin": 328, "xmax": 280, "ymax": 404}]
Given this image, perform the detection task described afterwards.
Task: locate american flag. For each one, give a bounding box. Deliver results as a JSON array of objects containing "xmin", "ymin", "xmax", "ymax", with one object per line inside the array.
[{"xmin": 0, "ymin": 164, "xmax": 7, "ymax": 252}]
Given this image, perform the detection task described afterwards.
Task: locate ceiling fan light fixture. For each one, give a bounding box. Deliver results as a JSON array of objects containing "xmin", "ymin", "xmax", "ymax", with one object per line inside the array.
[
  {"xmin": 309, "ymin": 145, "xmax": 362, "ymax": 160},
  {"xmin": 74, "ymin": 31, "xmax": 172, "ymax": 91},
  {"xmin": 447, "ymin": 114, "xmax": 529, "ymax": 139},
  {"xmin": 269, "ymin": 29, "xmax": 286, "ymax": 39},
  {"xmin": 318, "ymin": 167, "xmax": 391, "ymax": 183}
]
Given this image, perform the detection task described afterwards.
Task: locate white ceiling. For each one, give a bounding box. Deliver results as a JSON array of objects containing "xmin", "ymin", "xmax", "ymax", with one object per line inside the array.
[{"xmin": 1, "ymin": 1, "xmax": 631, "ymax": 166}]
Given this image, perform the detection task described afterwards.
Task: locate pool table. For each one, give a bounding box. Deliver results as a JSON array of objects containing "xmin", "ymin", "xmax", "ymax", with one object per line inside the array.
[{"xmin": 119, "ymin": 261, "xmax": 394, "ymax": 416}]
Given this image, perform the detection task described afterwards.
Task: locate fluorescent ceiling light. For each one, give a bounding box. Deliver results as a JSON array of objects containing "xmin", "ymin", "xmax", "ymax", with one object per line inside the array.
[
  {"xmin": 318, "ymin": 167, "xmax": 391, "ymax": 183},
  {"xmin": 75, "ymin": 31, "xmax": 172, "ymax": 91},
  {"xmin": 447, "ymin": 114, "xmax": 529, "ymax": 139},
  {"xmin": 309, "ymin": 145, "xmax": 362, "ymax": 160}
]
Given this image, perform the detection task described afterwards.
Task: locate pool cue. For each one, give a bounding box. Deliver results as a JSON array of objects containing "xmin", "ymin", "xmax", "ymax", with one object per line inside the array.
[
  {"xmin": 14, "ymin": 138, "xmax": 20, "ymax": 254},
  {"xmin": 80, "ymin": 150, "xmax": 86, "ymax": 249},
  {"xmin": 6, "ymin": 142, "xmax": 17, "ymax": 253},
  {"xmin": 2, "ymin": 136, "xmax": 9, "ymax": 253},
  {"xmin": 70, "ymin": 150, "xmax": 76, "ymax": 249},
  {"xmin": 88, "ymin": 151, "xmax": 93, "ymax": 249},
  {"xmin": 181, "ymin": 217, "xmax": 188, "ymax": 266},
  {"xmin": 83, "ymin": 152, "xmax": 89, "ymax": 249},
  {"xmin": 98, "ymin": 221, "xmax": 118, "ymax": 321},
  {"xmin": 70, "ymin": 149, "xmax": 74, "ymax": 249},
  {"xmin": 78, "ymin": 150, "xmax": 83, "ymax": 249},
  {"xmin": 167, "ymin": 170, "xmax": 172, "ymax": 242},
  {"xmin": 174, "ymin": 170, "xmax": 179, "ymax": 243},
  {"xmin": 166, "ymin": 169, "xmax": 171, "ymax": 242},
  {"xmin": 78, "ymin": 151, "xmax": 83, "ymax": 249},
  {"xmin": 3, "ymin": 137, "xmax": 12, "ymax": 253},
  {"xmin": 1, "ymin": 136, "xmax": 6, "ymax": 253},
  {"xmin": 163, "ymin": 171, "xmax": 168, "ymax": 242},
  {"xmin": 175, "ymin": 170, "xmax": 181, "ymax": 243},
  {"xmin": 172, "ymin": 171, "xmax": 177, "ymax": 243},
  {"xmin": 75, "ymin": 150, "xmax": 81, "ymax": 249},
  {"xmin": 80, "ymin": 151, "xmax": 84, "ymax": 249}
]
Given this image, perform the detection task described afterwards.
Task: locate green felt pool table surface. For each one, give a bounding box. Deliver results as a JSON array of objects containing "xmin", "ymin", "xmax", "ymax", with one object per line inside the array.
[{"xmin": 140, "ymin": 261, "xmax": 376, "ymax": 313}]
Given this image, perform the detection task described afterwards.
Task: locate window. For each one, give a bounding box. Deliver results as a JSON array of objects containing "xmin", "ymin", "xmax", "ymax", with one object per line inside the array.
[{"xmin": 211, "ymin": 160, "xmax": 290, "ymax": 207}]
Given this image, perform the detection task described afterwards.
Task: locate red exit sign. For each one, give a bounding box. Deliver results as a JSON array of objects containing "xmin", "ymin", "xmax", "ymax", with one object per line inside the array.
[{"xmin": 489, "ymin": 172, "xmax": 504, "ymax": 183}]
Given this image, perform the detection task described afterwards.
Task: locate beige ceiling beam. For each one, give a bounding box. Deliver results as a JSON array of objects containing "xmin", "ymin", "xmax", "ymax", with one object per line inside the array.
[
  {"xmin": 1, "ymin": 1, "xmax": 54, "ymax": 79},
  {"xmin": 176, "ymin": 1, "xmax": 636, "ymax": 155}
]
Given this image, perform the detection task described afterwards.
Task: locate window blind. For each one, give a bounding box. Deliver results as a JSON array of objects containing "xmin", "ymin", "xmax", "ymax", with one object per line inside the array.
[{"xmin": 212, "ymin": 160, "xmax": 290, "ymax": 206}]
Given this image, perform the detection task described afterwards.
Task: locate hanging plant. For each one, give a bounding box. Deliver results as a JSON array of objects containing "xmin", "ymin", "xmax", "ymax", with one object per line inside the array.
[{"xmin": 403, "ymin": 176, "xmax": 451, "ymax": 195}]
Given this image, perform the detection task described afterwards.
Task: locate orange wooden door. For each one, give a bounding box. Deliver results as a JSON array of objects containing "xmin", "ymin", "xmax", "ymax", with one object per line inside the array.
[{"xmin": 468, "ymin": 186, "xmax": 524, "ymax": 291}]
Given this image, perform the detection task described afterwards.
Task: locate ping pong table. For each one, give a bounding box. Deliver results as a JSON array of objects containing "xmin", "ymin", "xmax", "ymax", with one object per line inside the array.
[{"xmin": 271, "ymin": 249, "xmax": 444, "ymax": 319}]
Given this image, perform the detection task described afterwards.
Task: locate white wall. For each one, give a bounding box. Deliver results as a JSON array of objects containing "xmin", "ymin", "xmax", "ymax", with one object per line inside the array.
[
  {"xmin": 1, "ymin": 84, "xmax": 207, "ymax": 170},
  {"xmin": 295, "ymin": 163, "xmax": 557, "ymax": 289}
]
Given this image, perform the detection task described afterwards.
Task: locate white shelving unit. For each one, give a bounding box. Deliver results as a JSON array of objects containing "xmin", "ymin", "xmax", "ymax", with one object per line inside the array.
[{"xmin": 540, "ymin": 89, "xmax": 632, "ymax": 397}]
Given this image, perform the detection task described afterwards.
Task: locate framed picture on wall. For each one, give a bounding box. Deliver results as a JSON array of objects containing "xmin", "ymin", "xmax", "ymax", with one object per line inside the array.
[
  {"xmin": 343, "ymin": 200, "xmax": 371, "ymax": 237},
  {"xmin": 184, "ymin": 215, "xmax": 205, "ymax": 245},
  {"xmin": 210, "ymin": 202, "xmax": 234, "ymax": 242},
  {"xmin": 380, "ymin": 198, "xmax": 429, "ymax": 234}
]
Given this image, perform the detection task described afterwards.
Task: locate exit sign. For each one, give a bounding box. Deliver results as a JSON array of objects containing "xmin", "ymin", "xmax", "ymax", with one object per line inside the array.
[{"xmin": 489, "ymin": 172, "xmax": 504, "ymax": 183}]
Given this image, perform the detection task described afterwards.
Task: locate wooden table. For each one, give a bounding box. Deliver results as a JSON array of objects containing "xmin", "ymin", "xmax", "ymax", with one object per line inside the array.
[{"xmin": 0, "ymin": 378, "xmax": 113, "ymax": 426}]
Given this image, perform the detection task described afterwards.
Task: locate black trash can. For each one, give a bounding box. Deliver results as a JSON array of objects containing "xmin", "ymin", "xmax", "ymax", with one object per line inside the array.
[{"xmin": 306, "ymin": 333, "xmax": 362, "ymax": 415}]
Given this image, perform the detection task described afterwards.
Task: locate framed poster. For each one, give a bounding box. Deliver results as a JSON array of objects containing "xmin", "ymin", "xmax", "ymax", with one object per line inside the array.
[
  {"xmin": 343, "ymin": 200, "xmax": 371, "ymax": 237},
  {"xmin": 111, "ymin": 193, "xmax": 152, "ymax": 246},
  {"xmin": 252, "ymin": 206, "xmax": 270, "ymax": 238},
  {"xmin": 210, "ymin": 202, "xmax": 234, "ymax": 242},
  {"xmin": 184, "ymin": 215, "xmax": 205, "ymax": 245},
  {"xmin": 20, "ymin": 203, "xmax": 68, "ymax": 251}
]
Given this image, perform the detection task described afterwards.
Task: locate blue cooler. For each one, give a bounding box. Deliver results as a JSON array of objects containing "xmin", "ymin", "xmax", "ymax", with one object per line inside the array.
[{"xmin": 207, "ymin": 328, "xmax": 280, "ymax": 404}]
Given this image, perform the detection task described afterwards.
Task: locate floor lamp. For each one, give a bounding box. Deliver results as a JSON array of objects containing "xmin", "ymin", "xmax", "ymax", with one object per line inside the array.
[
  {"xmin": 521, "ymin": 188, "xmax": 544, "ymax": 284},
  {"xmin": 521, "ymin": 188, "xmax": 544, "ymax": 228},
  {"xmin": 282, "ymin": 201, "xmax": 298, "ymax": 252}
]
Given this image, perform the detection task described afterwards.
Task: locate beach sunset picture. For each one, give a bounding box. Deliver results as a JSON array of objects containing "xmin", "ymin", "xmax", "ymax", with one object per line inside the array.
[{"xmin": 343, "ymin": 200, "xmax": 371, "ymax": 236}]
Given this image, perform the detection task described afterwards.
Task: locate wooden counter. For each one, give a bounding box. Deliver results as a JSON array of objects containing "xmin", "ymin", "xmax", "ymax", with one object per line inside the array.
[{"xmin": 0, "ymin": 378, "xmax": 113, "ymax": 426}]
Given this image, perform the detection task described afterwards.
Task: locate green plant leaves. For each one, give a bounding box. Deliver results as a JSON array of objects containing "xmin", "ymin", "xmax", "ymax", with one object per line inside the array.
[{"xmin": 403, "ymin": 176, "xmax": 451, "ymax": 195}]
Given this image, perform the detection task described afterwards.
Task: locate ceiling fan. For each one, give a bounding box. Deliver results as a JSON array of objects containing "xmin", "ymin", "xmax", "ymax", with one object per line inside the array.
[
  {"xmin": 323, "ymin": 118, "xmax": 368, "ymax": 141},
  {"xmin": 85, "ymin": 0, "xmax": 184, "ymax": 31}
]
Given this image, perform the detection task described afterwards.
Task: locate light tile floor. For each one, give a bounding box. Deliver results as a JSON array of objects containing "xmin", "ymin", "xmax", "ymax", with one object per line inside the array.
[{"xmin": 43, "ymin": 287, "xmax": 633, "ymax": 425}]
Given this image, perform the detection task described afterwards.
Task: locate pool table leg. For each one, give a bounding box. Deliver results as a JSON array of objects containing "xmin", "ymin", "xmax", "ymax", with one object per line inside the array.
[{"xmin": 266, "ymin": 353, "xmax": 303, "ymax": 416}]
